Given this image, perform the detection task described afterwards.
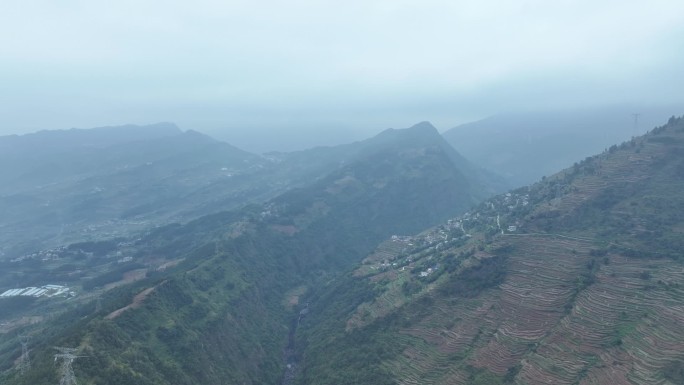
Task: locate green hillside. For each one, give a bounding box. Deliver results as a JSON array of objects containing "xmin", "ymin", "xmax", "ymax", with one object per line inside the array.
[
  {"xmin": 0, "ymin": 122, "xmax": 498, "ymax": 385},
  {"xmin": 296, "ymin": 116, "xmax": 684, "ymax": 385}
]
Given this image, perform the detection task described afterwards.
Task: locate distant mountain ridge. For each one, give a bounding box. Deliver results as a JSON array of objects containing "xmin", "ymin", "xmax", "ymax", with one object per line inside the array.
[
  {"xmin": 0, "ymin": 123, "xmax": 270, "ymax": 257},
  {"xmin": 0, "ymin": 122, "xmax": 182, "ymax": 155},
  {"xmin": 442, "ymin": 105, "xmax": 682, "ymax": 186}
]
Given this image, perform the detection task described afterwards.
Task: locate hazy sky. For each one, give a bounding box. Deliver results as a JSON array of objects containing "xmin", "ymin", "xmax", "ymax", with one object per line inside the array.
[{"xmin": 1, "ymin": 0, "xmax": 683, "ymax": 150}]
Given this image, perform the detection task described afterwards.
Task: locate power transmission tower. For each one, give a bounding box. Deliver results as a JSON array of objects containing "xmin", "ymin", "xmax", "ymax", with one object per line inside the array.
[
  {"xmin": 18, "ymin": 335, "xmax": 30, "ymax": 374},
  {"xmin": 632, "ymin": 113, "xmax": 641, "ymax": 135},
  {"xmin": 54, "ymin": 347, "xmax": 85, "ymax": 385}
]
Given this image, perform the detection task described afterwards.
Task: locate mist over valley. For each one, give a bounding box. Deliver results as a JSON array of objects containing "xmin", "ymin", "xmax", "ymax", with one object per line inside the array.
[{"xmin": 2, "ymin": 1, "xmax": 684, "ymax": 384}]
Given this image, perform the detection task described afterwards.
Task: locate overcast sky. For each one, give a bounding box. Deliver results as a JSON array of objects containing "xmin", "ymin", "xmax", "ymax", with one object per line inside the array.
[{"xmin": 1, "ymin": 0, "xmax": 683, "ymax": 151}]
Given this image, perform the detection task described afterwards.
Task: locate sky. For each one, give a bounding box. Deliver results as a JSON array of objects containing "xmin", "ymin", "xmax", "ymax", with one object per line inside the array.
[{"xmin": 1, "ymin": 0, "xmax": 683, "ymax": 152}]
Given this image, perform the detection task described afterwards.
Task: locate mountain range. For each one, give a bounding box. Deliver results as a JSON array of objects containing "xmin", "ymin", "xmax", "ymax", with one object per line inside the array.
[
  {"xmin": 0, "ymin": 122, "xmax": 506, "ymax": 260},
  {"xmin": 442, "ymin": 105, "xmax": 680, "ymax": 186},
  {"xmin": 0, "ymin": 121, "xmax": 501, "ymax": 385},
  {"xmin": 1, "ymin": 115, "xmax": 683, "ymax": 385},
  {"xmin": 297, "ymin": 115, "xmax": 684, "ymax": 385},
  {"xmin": 0, "ymin": 123, "xmax": 267, "ymax": 257}
]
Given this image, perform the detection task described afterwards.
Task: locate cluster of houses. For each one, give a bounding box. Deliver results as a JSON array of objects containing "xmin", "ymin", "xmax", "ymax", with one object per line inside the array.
[
  {"xmin": 458, "ymin": 191, "xmax": 531, "ymax": 234},
  {"xmin": 0, "ymin": 284, "xmax": 72, "ymax": 298},
  {"xmin": 10, "ymin": 246, "xmax": 67, "ymax": 263},
  {"xmin": 419, "ymin": 265, "xmax": 440, "ymax": 277},
  {"xmin": 9, "ymin": 238, "xmax": 141, "ymax": 265},
  {"xmin": 377, "ymin": 190, "xmax": 534, "ymax": 280}
]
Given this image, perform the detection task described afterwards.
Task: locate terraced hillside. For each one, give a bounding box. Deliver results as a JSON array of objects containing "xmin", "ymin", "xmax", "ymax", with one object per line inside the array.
[{"xmin": 297, "ymin": 116, "xmax": 684, "ymax": 385}]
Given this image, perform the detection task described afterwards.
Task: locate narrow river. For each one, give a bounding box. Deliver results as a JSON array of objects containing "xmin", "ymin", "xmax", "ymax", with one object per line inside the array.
[
  {"xmin": 281, "ymin": 304, "xmax": 308, "ymax": 385},
  {"xmin": 280, "ymin": 316, "xmax": 298, "ymax": 385}
]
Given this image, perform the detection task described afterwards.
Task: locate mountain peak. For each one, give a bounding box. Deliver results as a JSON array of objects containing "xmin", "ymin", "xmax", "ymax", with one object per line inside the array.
[
  {"xmin": 407, "ymin": 121, "xmax": 437, "ymax": 131},
  {"xmin": 375, "ymin": 121, "xmax": 440, "ymax": 144},
  {"xmin": 182, "ymin": 129, "xmax": 216, "ymax": 141}
]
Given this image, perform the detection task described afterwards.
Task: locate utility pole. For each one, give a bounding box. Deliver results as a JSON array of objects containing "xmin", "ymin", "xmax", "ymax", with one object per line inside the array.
[
  {"xmin": 54, "ymin": 347, "xmax": 85, "ymax": 385},
  {"xmin": 18, "ymin": 335, "xmax": 30, "ymax": 374}
]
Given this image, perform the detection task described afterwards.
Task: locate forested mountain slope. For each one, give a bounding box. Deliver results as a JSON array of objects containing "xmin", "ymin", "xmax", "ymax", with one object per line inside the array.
[
  {"xmin": 0, "ymin": 124, "xmax": 268, "ymax": 257},
  {"xmin": 297, "ymin": 116, "xmax": 684, "ymax": 385},
  {"xmin": 0, "ymin": 122, "xmax": 499, "ymax": 385},
  {"xmin": 266, "ymin": 121, "xmax": 506, "ymax": 199},
  {"xmin": 0, "ymin": 122, "xmax": 505, "ymax": 261}
]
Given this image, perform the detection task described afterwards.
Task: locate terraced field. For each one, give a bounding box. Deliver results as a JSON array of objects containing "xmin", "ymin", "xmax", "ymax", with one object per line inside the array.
[
  {"xmin": 554, "ymin": 151, "xmax": 648, "ymax": 212},
  {"xmin": 359, "ymin": 235, "xmax": 684, "ymax": 385},
  {"xmin": 519, "ymin": 255, "xmax": 684, "ymax": 385}
]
